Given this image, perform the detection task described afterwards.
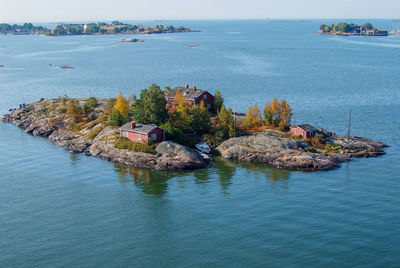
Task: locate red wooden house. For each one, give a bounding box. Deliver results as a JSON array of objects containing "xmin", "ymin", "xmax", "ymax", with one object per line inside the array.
[
  {"xmin": 166, "ymin": 84, "xmax": 215, "ymax": 112},
  {"xmin": 120, "ymin": 121, "xmax": 165, "ymax": 144}
]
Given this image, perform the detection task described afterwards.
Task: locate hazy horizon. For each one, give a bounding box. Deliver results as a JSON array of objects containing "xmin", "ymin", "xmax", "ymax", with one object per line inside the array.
[{"xmin": 1, "ymin": 0, "xmax": 399, "ymax": 23}]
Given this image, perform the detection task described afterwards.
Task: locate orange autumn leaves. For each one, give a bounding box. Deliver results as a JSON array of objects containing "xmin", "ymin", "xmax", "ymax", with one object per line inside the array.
[{"xmin": 243, "ymin": 98, "xmax": 292, "ymax": 131}]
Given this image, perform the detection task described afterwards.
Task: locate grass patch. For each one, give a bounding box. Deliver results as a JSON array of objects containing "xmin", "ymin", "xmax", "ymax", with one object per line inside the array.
[
  {"xmin": 113, "ymin": 137, "xmax": 156, "ymax": 154},
  {"xmin": 86, "ymin": 127, "xmax": 103, "ymax": 140}
]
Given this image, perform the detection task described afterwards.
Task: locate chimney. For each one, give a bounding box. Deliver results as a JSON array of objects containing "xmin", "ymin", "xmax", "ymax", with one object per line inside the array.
[
  {"xmin": 130, "ymin": 121, "xmax": 136, "ymax": 129},
  {"xmin": 193, "ymin": 85, "xmax": 196, "ymax": 91},
  {"xmin": 185, "ymin": 84, "xmax": 189, "ymax": 89}
]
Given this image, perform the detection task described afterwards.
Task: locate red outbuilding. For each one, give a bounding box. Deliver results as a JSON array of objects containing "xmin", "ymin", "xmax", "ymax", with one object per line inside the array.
[
  {"xmin": 290, "ymin": 124, "xmax": 317, "ymax": 139},
  {"xmin": 166, "ymin": 84, "xmax": 215, "ymax": 112},
  {"xmin": 120, "ymin": 121, "xmax": 165, "ymax": 144}
]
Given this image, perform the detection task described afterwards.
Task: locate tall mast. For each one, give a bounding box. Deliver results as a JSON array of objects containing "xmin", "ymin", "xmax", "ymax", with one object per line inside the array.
[{"xmin": 347, "ymin": 108, "xmax": 351, "ymax": 142}]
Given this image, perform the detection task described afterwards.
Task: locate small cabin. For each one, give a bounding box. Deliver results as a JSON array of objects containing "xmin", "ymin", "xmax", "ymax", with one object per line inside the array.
[
  {"xmin": 290, "ymin": 124, "xmax": 317, "ymax": 139},
  {"xmin": 120, "ymin": 121, "xmax": 165, "ymax": 144}
]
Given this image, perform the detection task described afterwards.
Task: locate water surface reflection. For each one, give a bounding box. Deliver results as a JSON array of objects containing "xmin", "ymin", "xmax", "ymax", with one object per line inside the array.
[{"xmin": 114, "ymin": 157, "xmax": 292, "ymax": 196}]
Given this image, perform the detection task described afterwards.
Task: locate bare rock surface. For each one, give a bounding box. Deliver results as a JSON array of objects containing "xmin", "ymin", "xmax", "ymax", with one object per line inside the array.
[
  {"xmin": 155, "ymin": 141, "xmax": 206, "ymax": 170},
  {"xmin": 217, "ymin": 129, "xmax": 386, "ymax": 171}
]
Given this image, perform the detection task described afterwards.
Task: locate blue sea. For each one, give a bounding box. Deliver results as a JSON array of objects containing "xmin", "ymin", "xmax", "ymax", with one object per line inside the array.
[{"xmin": 1, "ymin": 19, "xmax": 400, "ymax": 267}]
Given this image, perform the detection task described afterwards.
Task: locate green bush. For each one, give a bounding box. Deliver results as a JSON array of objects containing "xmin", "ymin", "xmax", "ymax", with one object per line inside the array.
[
  {"xmin": 113, "ymin": 137, "xmax": 156, "ymax": 154},
  {"xmin": 304, "ymin": 147, "xmax": 318, "ymax": 153},
  {"xmin": 160, "ymin": 122, "xmax": 187, "ymax": 145},
  {"xmin": 86, "ymin": 127, "xmax": 103, "ymax": 140},
  {"xmin": 83, "ymin": 97, "xmax": 98, "ymax": 114}
]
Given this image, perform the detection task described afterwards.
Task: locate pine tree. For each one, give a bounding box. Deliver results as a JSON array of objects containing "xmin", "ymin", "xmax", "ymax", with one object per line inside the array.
[
  {"xmin": 131, "ymin": 84, "xmax": 168, "ymax": 125},
  {"xmin": 110, "ymin": 109, "xmax": 123, "ymax": 126}
]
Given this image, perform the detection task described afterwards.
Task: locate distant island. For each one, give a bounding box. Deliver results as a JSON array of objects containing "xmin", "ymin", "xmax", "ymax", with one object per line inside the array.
[
  {"xmin": 0, "ymin": 21, "xmax": 197, "ymax": 36},
  {"xmin": 1, "ymin": 84, "xmax": 387, "ymax": 172},
  {"xmin": 318, "ymin": 22, "xmax": 388, "ymax": 36}
]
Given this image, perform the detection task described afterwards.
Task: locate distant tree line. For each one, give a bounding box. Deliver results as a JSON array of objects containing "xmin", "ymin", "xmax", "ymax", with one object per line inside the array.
[
  {"xmin": 319, "ymin": 22, "xmax": 374, "ymax": 33},
  {"xmin": 0, "ymin": 23, "xmax": 48, "ymax": 33}
]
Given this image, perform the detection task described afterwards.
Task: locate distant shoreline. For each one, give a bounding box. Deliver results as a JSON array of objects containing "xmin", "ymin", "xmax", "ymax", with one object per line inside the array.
[{"xmin": 0, "ymin": 21, "xmax": 199, "ymax": 36}]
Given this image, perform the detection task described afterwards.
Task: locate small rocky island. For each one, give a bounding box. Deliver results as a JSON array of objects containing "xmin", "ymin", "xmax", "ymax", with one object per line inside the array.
[
  {"xmin": 118, "ymin": 38, "xmax": 144, "ymax": 43},
  {"xmin": 318, "ymin": 22, "xmax": 388, "ymax": 36},
  {"xmin": 1, "ymin": 84, "xmax": 387, "ymax": 172}
]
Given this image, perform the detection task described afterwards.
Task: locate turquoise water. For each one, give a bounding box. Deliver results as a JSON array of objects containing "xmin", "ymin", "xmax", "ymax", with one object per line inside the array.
[{"xmin": 1, "ymin": 20, "xmax": 400, "ymax": 267}]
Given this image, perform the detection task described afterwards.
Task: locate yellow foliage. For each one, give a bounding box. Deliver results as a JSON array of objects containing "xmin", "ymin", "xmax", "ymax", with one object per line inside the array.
[{"xmin": 114, "ymin": 92, "xmax": 130, "ymax": 116}]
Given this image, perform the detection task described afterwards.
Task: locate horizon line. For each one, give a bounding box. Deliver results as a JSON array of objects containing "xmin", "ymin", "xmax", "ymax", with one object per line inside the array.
[{"xmin": 1, "ymin": 17, "xmax": 400, "ymax": 24}]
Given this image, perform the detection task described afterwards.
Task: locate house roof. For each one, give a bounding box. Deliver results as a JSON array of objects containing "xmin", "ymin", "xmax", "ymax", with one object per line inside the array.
[
  {"xmin": 297, "ymin": 124, "xmax": 316, "ymax": 132},
  {"xmin": 167, "ymin": 86, "xmax": 208, "ymax": 100},
  {"xmin": 120, "ymin": 122, "xmax": 160, "ymax": 134}
]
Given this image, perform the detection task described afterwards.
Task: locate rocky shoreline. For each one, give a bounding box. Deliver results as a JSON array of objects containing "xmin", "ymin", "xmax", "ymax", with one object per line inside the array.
[
  {"xmin": 1, "ymin": 100, "xmax": 206, "ymax": 171},
  {"xmin": 217, "ymin": 130, "xmax": 387, "ymax": 171},
  {"xmin": 1, "ymin": 98, "xmax": 387, "ymax": 172}
]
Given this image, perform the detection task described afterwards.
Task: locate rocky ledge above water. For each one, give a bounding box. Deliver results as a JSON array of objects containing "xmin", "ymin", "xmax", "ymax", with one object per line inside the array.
[
  {"xmin": 1, "ymin": 100, "xmax": 206, "ymax": 171},
  {"xmin": 217, "ymin": 129, "xmax": 387, "ymax": 171}
]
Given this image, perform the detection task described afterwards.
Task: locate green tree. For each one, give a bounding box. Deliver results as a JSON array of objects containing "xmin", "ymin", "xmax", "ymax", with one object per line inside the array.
[
  {"xmin": 110, "ymin": 109, "xmax": 123, "ymax": 126},
  {"xmin": 337, "ymin": 22, "xmax": 351, "ymax": 32},
  {"xmin": 131, "ymin": 84, "xmax": 168, "ymax": 125},
  {"xmin": 216, "ymin": 105, "xmax": 235, "ymax": 139},
  {"xmin": 214, "ymin": 90, "xmax": 224, "ymax": 113},
  {"xmin": 191, "ymin": 101, "xmax": 210, "ymax": 134},
  {"xmin": 83, "ymin": 97, "xmax": 97, "ymax": 114},
  {"xmin": 264, "ymin": 102, "xmax": 273, "ymax": 126},
  {"xmin": 362, "ymin": 23, "xmax": 373, "ymax": 30},
  {"xmin": 160, "ymin": 122, "xmax": 186, "ymax": 144}
]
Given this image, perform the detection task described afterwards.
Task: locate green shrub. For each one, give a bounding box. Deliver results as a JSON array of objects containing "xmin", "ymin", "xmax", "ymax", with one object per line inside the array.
[
  {"xmin": 113, "ymin": 137, "xmax": 156, "ymax": 154},
  {"xmin": 160, "ymin": 122, "xmax": 187, "ymax": 145},
  {"xmin": 83, "ymin": 97, "xmax": 98, "ymax": 114},
  {"xmin": 57, "ymin": 107, "xmax": 67, "ymax": 114},
  {"xmin": 86, "ymin": 127, "xmax": 103, "ymax": 140},
  {"xmin": 304, "ymin": 147, "xmax": 318, "ymax": 153}
]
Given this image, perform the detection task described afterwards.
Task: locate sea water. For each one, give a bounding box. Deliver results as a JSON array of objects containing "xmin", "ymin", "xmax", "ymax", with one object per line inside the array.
[{"xmin": 0, "ymin": 19, "xmax": 399, "ymax": 266}]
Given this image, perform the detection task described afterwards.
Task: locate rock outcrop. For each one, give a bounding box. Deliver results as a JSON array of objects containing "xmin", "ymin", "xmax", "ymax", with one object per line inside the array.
[
  {"xmin": 155, "ymin": 141, "xmax": 207, "ymax": 170},
  {"xmin": 217, "ymin": 129, "xmax": 387, "ymax": 171}
]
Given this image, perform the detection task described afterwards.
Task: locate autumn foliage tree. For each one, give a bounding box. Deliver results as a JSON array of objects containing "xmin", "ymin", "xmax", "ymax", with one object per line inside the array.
[
  {"xmin": 114, "ymin": 92, "xmax": 130, "ymax": 116},
  {"xmin": 264, "ymin": 98, "xmax": 292, "ymax": 131},
  {"xmin": 66, "ymin": 99, "xmax": 83, "ymax": 123},
  {"xmin": 110, "ymin": 93, "xmax": 130, "ymax": 126},
  {"xmin": 243, "ymin": 104, "xmax": 263, "ymax": 128},
  {"xmin": 169, "ymin": 89, "xmax": 192, "ymax": 130}
]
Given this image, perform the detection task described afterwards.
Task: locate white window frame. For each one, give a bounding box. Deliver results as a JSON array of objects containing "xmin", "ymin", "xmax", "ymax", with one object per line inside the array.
[
  {"xmin": 151, "ymin": 133, "xmax": 157, "ymax": 140},
  {"xmin": 137, "ymin": 133, "xmax": 142, "ymax": 140},
  {"xmin": 203, "ymin": 94, "xmax": 207, "ymax": 100},
  {"xmin": 125, "ymin": 131, "xmax": 129, "ymax": 138}
]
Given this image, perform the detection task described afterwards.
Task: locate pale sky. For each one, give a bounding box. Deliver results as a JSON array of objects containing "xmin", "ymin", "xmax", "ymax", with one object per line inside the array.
[{"xmin": 0, "ymin": 0, "xmax": 399, "ymax": 23}]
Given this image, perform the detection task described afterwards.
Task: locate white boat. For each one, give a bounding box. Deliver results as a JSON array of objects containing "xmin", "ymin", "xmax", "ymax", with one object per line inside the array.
[{"xmin": 195, "ymin": 142, "xmax": 211, "ymax": 154}]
